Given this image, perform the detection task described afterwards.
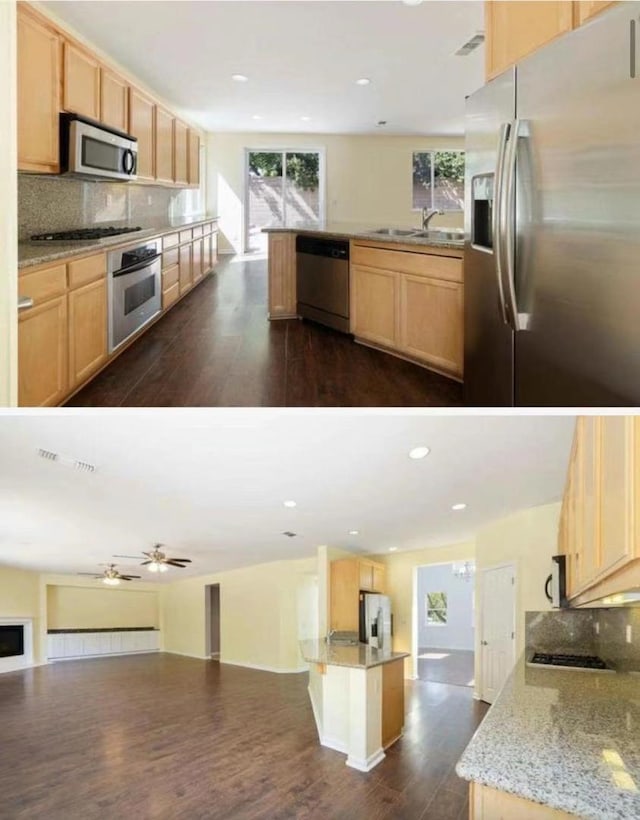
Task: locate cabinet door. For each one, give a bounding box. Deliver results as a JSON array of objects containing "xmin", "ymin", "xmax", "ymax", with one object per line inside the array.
[
  {"xmin": 485, "ymin": 1, "xmax": 574, "ymax": 80},
  {"xmin": 268, "ymin": 233, "xmax": 297, "ymax": 318},
  {"xmin": 399, "ymin": 274, "xmax": 463, "ymax": 377},
  {"xmin": 372, "ymin": 565, "xmax": 386, "ymax": 594},
  {"xmin": 351, "ymin": 264, "xmax": 399, "ymax": 348},
  {"xmin": 18, "ymin": 296, "xmax": 69, "ymax": 407},
  {"xmin": 100, "ymin": 68, "xmax": 128, "ymax": 132},
  {"xmin": 574, "ymin": 1, "xmax": 616, "ymax": 24},
  {"xmin": 576, "ymin": 417, "xmax": 599, "ymax": 590},
  {"xmin": 192, "ymin": 239, "xmax": 204, "ymax": 284},
  {"xmin": 63, "ymin": 41, "xmax": 100, "ymax": 120},
  {"xmin": 155, "ymin": 106, "xmax": 174, "ymax": 184},
  {"xmin": 188, "ymin": 129, "xmax": 200, "ymax": 186},
  {"xmin": 179, "ymin": 244, "xmax": 192, "ymax": 294},
  {"xmin": 329, "ymin": 560, "xmax": 360, "ymax": 632},
  {"xmin": 68, "ymin": 278, "xmax": 108, "ymax": 389},
  {"xmin": 48, "ymin": 634, "xmax": 65, "ymax": 659},
  {"xmin": 598, "ymin": 417, "xmax": 633, "ymax": 576},
  {"xmin": 382, "ymin": 659, "xmax": 404, "ymax": 748},
  {"xmin": 174, "ymin": 120, "xmax": 189, "ymax": 185},
  {"xmin": 63, "ymin": 633, "xmax": 84, "ymax": 658},
  {"xmin": 17, "ymin": 9, "xmax": 61, "ymax": 172},
  {"xmin": 129, "ymin": 88, "xmax": 155, "ymax": 180},
  {"xmin": 359, "ymin": 562, "xmax": 373, "ymax": 592}
]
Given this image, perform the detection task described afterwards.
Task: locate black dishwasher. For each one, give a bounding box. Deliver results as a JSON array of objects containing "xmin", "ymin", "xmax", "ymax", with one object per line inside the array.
[{"xmin": 296, "ymin": 235, "xmax": 350, "ymax": 333}]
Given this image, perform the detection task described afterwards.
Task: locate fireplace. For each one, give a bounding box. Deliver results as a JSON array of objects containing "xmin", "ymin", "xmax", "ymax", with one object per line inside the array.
[{"xmin": 0, "ymin": 625, "xmax": 24, "ymax": 658}]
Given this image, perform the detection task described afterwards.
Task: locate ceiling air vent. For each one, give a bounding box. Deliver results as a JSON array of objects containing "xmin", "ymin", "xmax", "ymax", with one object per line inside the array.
[
  {"xmin": 37, "ymin": 448, "xmax": 97, "ymax": 473},
  {"xmin": 282, "ymin": 531, "xmax": 297, "ymax": 538},
  {"xmin": 37, "ymin": 448, "xmax": 58, "ymax": 462},
  {"xmin": 454, "ymin": 32, "xmax": 485, "ymax": 56}
]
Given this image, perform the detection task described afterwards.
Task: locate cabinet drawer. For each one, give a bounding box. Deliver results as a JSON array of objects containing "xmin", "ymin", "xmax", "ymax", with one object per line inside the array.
[
  {"xmin": 18, "ymin": 264, "xmax": 67, "ymax": 304},
  {"xmin": 163, "ymin": 281, "xmax": 180, "ymax": 309},
  {"xmin": 163, "ymin": 232, "xmax": 179, "ymax": 250},
  {"xmin": 179, "ymin": 229, "xmax": 192, "ymax": 244},
  {"xmin": 352, "ymin": 244, "xmax": 463, "ymax": 283},
  {"xmin": 68, "ymin": 253, "xmax": 106, "ymax": 289},
  {"xmin": 191, "ymin": 224, "xmax": 203, "ymax": 238},
  {"xmin": 162, "ymin": 248, "xmax": 179, "ymax": 269},
  {"xmin": 162, "ymin": 264, "xmax": 180, "ymax": 290}
]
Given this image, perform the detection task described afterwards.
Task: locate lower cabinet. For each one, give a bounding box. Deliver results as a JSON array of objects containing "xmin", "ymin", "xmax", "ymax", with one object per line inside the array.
[
  {"xmin": 179, "ymin": 243, "xmax": 192, "ymax": 294},
  {"xmin": 268, "ymin": 232, "xmax": 297, "ymax": 318},
  {"xmin": 18, "ymin": 295, "xmax": 68, "ymax": 407},
  {"xmin": 68, "ymin": 277, "xmax": 108, "ymax": 388},
  {"xmin": 192, "ymin": 237, "xmax": 204, "ymax": 284},
  {"xmin": 382, "ymin": 658, "xmax": 405, "ymax": 748},
  {"xmin": 48, "ymin": 630, "xmax": 161, "ymax": 660},
  {"xmin": 351, "ymin": 264, "xmax": 399, "ymax": 349}
]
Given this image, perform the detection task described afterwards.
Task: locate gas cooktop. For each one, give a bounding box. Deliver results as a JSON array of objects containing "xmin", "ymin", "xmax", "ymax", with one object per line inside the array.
[
  {"xmin": 529, "ymin": 652, "xmax": 613, "ymax": 671},
  {"xmin": 30, "ymin": 226, "xmax": 142, "ymax": 241}
]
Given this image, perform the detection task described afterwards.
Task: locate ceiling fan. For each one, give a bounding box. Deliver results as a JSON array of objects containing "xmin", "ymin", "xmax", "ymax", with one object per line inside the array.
[
  {"xmin": 77, "ymin": 564, "xmax": 141, "ymax": 586},
  {"xmin": 113, "ymin": 544, "xmax": 192, "ymax": 574}
]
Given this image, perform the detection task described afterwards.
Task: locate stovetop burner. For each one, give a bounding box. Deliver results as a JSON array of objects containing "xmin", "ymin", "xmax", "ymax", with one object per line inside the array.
[
  {"xmin": 30, "ymin": 226, "xmax": 143, "ymax": 241},
  {"xmin": 530, "ymin": 652, "xmax": 611, "ymax": 670}
]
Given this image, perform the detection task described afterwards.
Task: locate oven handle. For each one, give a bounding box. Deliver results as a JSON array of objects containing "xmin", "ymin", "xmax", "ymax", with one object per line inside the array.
[{"xmin": 112, "ymin": 254, "xmax": 161, "ymax": 277}]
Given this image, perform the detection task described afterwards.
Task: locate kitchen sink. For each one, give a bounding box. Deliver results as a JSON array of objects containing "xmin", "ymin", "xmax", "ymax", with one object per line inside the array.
[
  {"xmin": 369, "ymin": 227, "xmax": 464, "ymax": 243},
  {"xmin": 369, "ymin": 228, "xmax": 418, "ymax": 237},
  {"xmin": 415, "ymin": 229, "xmax": 465, "ymax": 241}
]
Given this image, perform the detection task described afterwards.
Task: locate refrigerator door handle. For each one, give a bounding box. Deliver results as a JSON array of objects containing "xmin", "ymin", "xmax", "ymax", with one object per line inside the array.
[
  {"xmin": 493, "ymin": 122, "xmax": 511, "ymax": 324},
  {"xmin": 503, "ymin": 118, "xmax": 531, "ymax": 332}
]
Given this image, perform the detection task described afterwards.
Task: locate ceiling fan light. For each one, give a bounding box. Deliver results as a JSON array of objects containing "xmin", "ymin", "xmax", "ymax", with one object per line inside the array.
[
  {"xmin": 147, "ymin": 563, "xmax": 160, "ymax": 573},
  {"xmin": 103, "ymin": 577, "xmax": 120, "ymax": 586},
  {"xmin": 158, "ymin": 563, "xmax": 169, "ymax": 573}
]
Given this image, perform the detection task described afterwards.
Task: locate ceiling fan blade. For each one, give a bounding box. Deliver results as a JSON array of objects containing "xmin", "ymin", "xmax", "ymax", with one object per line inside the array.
[
  {"xmin": 141, "ymin": 560, "xmax": 152, "ymax": 565},
  {"xmin": 165, "ymin": 560, "xmax": 189, "ymax": 567},
  {"xmin": 167, "ymin": 558, "xmax": 191, "ymax": 563},
  {"xmin": 119, "ymin": 575, "xmax": 142, "ymax": 580},
  {"xmin": 77, "ymin": 572, "xmax": 101, "ymax": 576}
]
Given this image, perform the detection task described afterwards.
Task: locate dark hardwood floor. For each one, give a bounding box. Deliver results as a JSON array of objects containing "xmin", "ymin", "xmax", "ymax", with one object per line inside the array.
[
  {"xmin": 67, "ymin": 256, "xmax": 463, "ymax": 407},
  {"xmin": 0, "ymin": 654, "xmax": 488, "ymax": 820}
]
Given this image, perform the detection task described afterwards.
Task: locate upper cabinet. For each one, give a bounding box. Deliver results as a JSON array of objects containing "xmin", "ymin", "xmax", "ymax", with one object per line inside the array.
[
  {"xmin": 100, "ymin": 68, "xmax": 129, "ymax": 133},
  {"xmin": 485, "ymin": 1, "xmax": 574, "ymax": 80},
  {"xmin": 17, "ymin": 7, "xmax": 61, "ymax": 173},
  {"xmin": 155, "ymin": 106, "xmax": 174, "ymax": 185},
  {"xmin": 574, "ymin": 1, "xmax": 616, "ymax": 24},
  {"xmin": 129, "ymin": 88, "xmax": 155, "ymax": 181},
  {"xmin": 174, "ymin": 120, "xmax": 189, "ymax": 185},
  {"xmin": 63, "ymin": 41, "xmax": 100, "ymax": 120},
  {"xmin": 188, "ymin": 130, "xmax": 201, "ymax": 187},
  {"xmin": 329, "ymin": 558, "xmax": 387, "ymax": 633}
]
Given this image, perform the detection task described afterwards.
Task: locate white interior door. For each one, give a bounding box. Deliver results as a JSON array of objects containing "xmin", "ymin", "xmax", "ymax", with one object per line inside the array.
[{"xmin": 479, "ymin": 563, "xmax": 515, "ymax": 704}]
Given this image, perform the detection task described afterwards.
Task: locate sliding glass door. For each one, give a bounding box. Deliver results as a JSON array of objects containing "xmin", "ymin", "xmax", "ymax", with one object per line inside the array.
[{"xmin": 245, "ymin": 149, "xmax": 324, "ymax": 253}]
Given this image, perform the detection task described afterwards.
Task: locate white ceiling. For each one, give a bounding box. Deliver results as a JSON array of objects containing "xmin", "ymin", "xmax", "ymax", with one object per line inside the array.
[
  {"xmin": 42, "ymin": 0, "xmax": 485, "ymax": 135},
  {"xmin": 0, "ymin": 411, "xmax": 574, "ymax": 581}
]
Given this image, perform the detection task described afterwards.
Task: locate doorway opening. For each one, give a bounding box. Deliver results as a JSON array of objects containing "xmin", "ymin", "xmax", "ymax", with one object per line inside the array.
[
  {"xmin": 244, "ymin": 149, "xmax": 325, "ymax": 255},
  {"xmin": 205, "ymin": 584, "xmax": 220, "ymax": 660},
  {"xmin": 413, "ymin": 561, "xmax": 476, "ymax": 688}
]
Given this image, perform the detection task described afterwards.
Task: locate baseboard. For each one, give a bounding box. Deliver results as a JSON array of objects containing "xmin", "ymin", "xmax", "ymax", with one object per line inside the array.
[
  {"xmin": 346, "ymin": 747, "xmax": 385, "ymax": 772},
  {"xmin": 162, "ymin": 650, "xmax": 210, "ymax": 661},
  {"xmin": 221, "ymin": 659, "xmax": 308, "ymax": 674},
  {"xmin": 321, "ymin": 734, "xmax": 349, "ymax": 755},
  {"xmin": 50, "ymin": 650, "xmax": 160, "ymax": 663}
]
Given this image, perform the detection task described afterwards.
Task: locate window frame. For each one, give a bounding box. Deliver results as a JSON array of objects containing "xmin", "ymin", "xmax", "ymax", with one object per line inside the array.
[
  {"xmin": 425, "ymin": 591, "xmax": 448, "ymax": 627},
  {"xmin": 411, "ymin": 149, "xmax": 465, "ymax": 213}
]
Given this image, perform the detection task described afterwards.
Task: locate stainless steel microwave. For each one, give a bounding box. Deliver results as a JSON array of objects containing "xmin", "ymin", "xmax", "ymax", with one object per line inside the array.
[{"xmin": 60, "ymin": 113, "xmax": 137, "ymax": 181}]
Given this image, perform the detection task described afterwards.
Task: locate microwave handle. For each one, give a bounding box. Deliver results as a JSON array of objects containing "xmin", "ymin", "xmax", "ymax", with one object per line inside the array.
[{"xmin": 123, "ymin": 149, "xmax": 135, "ymax": 175}]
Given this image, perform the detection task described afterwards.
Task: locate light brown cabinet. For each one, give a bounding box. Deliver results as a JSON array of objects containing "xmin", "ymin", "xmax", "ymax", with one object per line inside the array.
[
  {"xmin": 192, "ymin": 238, "xmax": 204, "ymax": 284},
  {"xmin": 18, "ymin": 295, "xmax": 69, "ymax": 407},
  {"xmin": 470, "ymin": 782, "xmax": 574, "ymax": 820},
  {"xmin": 129, "ymin": 88, "xmax": 155, "ymax": 181},
  {"xmin": 174, "ymin": 120, "xmax": 189, "ymax": 185},
  {"xmin": 268, "ymin": 233, "xmax": 297, "ymax": 318},
  {"xmin": 329, "ymin": 558, "xmax": 387, "ymax": 632},
  {"xmin": 382, "ymin": 658, "xmax": 405, "ymax": 749},
  {"xmin": 17, "ymin": 7, "xmax": 61, "ymax": 173},
  {"xmin": 100, "ymin": 68, "xmax": 128, "ymax": 133},
  {"xmin": 351, "ymin": 265, "xmax": 399, "ymax": 349},
  {"xmin": 63, "ymin": 41, "xmax": 100, "ymax": 120},
  {"xmin": 559, "ymin": 416, "xmax": 640, "ymax": 605},
  {"xmin": 574, "ymin": 1, "xmax": 616, "ymax": 24},
  {"xmin": 68, "ymin": 278, "xmax": 108, "ymax": 388},
  {"xmin": 179, "ymin": 244, "xmax": 192, "ymax": 295},
  {"xmin": 155, "ymin": 106, "xmax": 174, "ymax": 185},
  {"xmin": 188, "ymin": 130, "xmax": 200, "ymax": 187}
]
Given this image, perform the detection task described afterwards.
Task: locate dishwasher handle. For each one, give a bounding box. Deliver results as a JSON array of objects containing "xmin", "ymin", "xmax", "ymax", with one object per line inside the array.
[{"xmin": 295, "ymin": 235, "xmax": 349, "ymax": 260}]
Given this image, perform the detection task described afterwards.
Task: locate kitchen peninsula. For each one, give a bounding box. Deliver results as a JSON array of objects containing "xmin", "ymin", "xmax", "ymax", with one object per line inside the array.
[
  {"xmin": 264, "ymin": 223, "xmax": 464, "ymax": 380},
  {"xmin": 300, "ymin": 638, "xmax": 408, "ymax": 772}
]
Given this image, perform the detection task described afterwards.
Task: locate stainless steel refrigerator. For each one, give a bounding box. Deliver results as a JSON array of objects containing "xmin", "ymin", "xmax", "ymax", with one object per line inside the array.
[
  {"xmin": 359, "ymin": 593, "xmax": 392, "ymax": 650},
  {"xmin": 464, "ymin": 3, "xmax": 640, "ymax": 406}
]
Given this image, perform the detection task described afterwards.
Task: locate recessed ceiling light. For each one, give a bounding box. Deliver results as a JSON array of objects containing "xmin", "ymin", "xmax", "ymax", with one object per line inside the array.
[
  {"xmin": 356, "ymin": 78, "xmax": 371, "ymax": 86},
  {"xmin": 300, "ymin": 116, "xmax": 311, "ymax": 122},
  {"xmin": 408, "ymin": 446, "xmax": 430, "ymax": 460},
  {"xmin": 402, "ymin": 0, "xmax": 424, "ymax": 5},
  {"xmin": 389, "ymin": 547, "xmax": 398, "ymax": 552},
  {"xmin": 451, "ymin": 503, "xmax": 467, "ymax": 511},
  {"xmin": 231, "ymin": 74, "xmax": 248, "ymax": 82},
  {"xmin": 283, "ymin": 500, "xmax": 297, "ymax": 508},
  {"xmin": 252, "ymin": 115, "xmax": 263, "ymax": 120},
  {"xmin": 348, "ymin": 530, "xmax": 359, "ymax": 536}
]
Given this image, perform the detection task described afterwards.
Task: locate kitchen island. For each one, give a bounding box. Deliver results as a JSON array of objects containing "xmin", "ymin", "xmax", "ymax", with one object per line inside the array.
[
  {"xmin": 456, "ymin": 655, "xmax": 640, "ymax": 820},
  {"xmin": 264, "ymin": 222, "xmax": 465, "ymax": 380},
  {"xmin": 300, "ymin": 639, "xmax": 408, "ymax": 772}
]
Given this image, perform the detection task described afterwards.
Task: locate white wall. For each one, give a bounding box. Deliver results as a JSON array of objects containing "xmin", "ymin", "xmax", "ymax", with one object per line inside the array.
[
  {"xmin": 0, "ymin": 1, "xmax": 17, "ymax": 406},
  {"xmin": 417, "ymin": 563, "xmax": 474, "ymax": 651},
  {"xmin": 207, "ymin": 131, "xmax": 464, "ymax": 253}
]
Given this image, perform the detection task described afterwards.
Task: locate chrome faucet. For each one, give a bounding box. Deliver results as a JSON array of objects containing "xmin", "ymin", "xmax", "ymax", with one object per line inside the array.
[{"xmin": 421, "ymin": 208, "xmax": 444, "ymax": 230}]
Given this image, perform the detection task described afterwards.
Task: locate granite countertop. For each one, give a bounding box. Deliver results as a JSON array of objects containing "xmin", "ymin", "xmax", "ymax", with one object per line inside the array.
[
  {"xmin": 18, "ymin": 214, "xmax": 219, "ymax": 270},
  {"xmin": 48, "ymin": 627, "xmax": 159, "ymax": 634},
  {"xmin": 262, "ymin": 220, "xmax": 464, "ymax": 251},
  {"xmin": 300, "ymin": 639, "xmax": 409, "ymax": 669},
  {"xmin": 456, "ymin": 655, "xmax": 640, "ymax": 819}
]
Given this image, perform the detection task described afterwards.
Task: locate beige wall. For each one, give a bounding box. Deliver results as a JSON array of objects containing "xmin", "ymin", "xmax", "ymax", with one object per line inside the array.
[
  {"xmin": 0, "ymin": 564, "xmax": 43, "ymax": 662},
  {"xmin": 373, "ymin": 542, "xmax": 475, "ymax": 678},
  {"xmin": 207, "ymin": 132, "xmax": 464, "ymax": 253},
  {"xmin": 46, "ymin": 586, "xmax": 159, "ymax": 630},
  {"xmin": 161, "ymin": 556, "xmax": 317, "ymax": 671}
]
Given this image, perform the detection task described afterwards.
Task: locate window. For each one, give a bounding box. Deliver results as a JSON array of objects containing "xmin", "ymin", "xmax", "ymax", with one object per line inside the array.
[
  {"xmin": 412, "ymin": 150, "xmax": 465, "ymax": 212},
  {"xmin": 425, "ymin": 591, "xmax": 448, "ymax": 625}
]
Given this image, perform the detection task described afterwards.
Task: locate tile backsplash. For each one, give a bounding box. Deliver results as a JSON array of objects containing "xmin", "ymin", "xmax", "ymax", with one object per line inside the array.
[
  {"xmin": 526, "ymin": 608, "xmax": 640, "ymax": 670},
  {"xmin": 18, "ymin": 175, "xmax": 203, "ymax": 240}
]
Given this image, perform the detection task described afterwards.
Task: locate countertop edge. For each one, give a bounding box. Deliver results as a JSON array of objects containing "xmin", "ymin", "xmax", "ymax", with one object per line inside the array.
[{"xmin": 262, "ymin": 225, "xmax": 464, "ymax": 253}]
